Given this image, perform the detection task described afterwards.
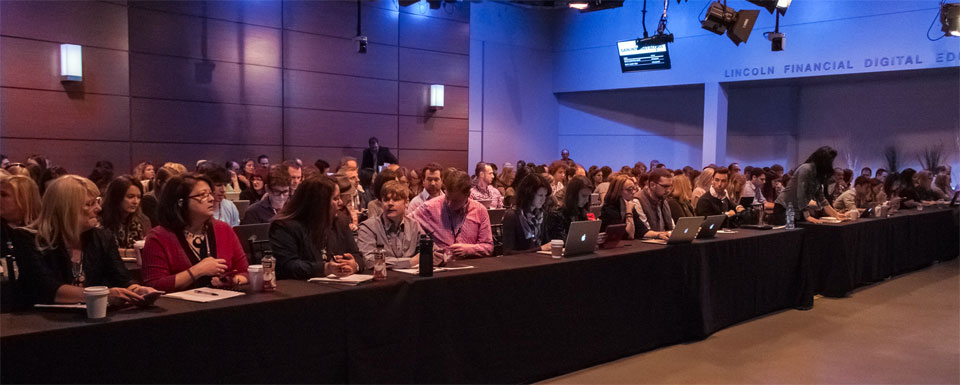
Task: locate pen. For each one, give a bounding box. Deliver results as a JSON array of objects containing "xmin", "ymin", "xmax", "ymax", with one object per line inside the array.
[{"xmin": 194, "ymin": 289, "xmax": 219, "ymax": 296}]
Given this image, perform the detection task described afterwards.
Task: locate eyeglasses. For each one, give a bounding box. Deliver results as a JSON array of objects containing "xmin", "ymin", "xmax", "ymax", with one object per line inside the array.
[
  {"xmin": 189, "ymin": 191, "xmax": 214, "ymax": 201},
  {"xmin": 84, "ymin": 197, "xmax": 101, "ymax": 208},
  {"xmin": 625, "ymin": 185, "xmax": 639, "ymax": 193},
  {"xmin": 270, "ymin": 189, "xmax": 291, "ymax": 197},
  {"xmin": 657, "ymin": 183, "xmax": 673, "ymax": 191}
]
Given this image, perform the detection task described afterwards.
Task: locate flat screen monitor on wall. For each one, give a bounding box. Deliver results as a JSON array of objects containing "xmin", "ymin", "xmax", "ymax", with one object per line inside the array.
[{"xmin": 618, "ymin": 39, "xmax": 671, "ymax": 72}]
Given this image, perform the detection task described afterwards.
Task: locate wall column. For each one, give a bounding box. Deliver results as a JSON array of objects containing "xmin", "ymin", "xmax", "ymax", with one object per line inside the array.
[{"xmin": 702, "ymin": 82, "xmax": 728, "ymax": 167}]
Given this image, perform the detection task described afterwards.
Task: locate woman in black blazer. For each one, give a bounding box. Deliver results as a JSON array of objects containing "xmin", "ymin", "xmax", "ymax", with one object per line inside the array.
[
  {"xmin": 502, "ymin": 173, "xmax": 552, "ymax": 255},
  {"xmin": 269, "ymin": 175, "xmax": 361, "ymax": 280}
]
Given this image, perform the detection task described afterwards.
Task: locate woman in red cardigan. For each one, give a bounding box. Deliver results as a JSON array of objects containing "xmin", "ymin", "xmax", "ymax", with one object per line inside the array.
[{"xmin": 141, "ymin": 173, "xmax": 248, "ymax": 292}]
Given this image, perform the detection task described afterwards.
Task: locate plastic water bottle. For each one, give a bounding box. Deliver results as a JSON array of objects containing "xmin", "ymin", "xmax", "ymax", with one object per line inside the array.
[
  {"xmin": 785, "ymin": 202, "xmax": 795, "ymax": 229},
  {"xmin": 373, "ymin": 244, "xmax": 387, "ymax": 281},
  {"xmin": 261, "ymin": 250, "xmax": 276, "ymax": 292}
]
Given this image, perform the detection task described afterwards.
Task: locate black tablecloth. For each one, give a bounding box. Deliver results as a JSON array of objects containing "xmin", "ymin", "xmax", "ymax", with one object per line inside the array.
[
  {"xmin": 2, "ymin": 226, "xmax": 813, "ymax": 384},
  {"xmin": 799, "ymin": 207, "xmax": 959, "ymax": 298}
]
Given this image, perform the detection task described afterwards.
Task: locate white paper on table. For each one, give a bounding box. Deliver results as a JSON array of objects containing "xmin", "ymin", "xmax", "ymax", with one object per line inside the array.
[
  {"xmin": 34, "ymin": 303, "xmax": 86, "ymax": 309},
  {"xmin": 772, "ymin": 225, "xmax": 787, "ymax": 230},
  {"xmin": 308, "ymin": 274, "xmax": 374, "ymax": 285},
  {"xmin": 392, "ymin": 265, "xmax": 475, "ymax": 274},
  {"xmin": 716, "ymin": 229, "xmax": 737, "ymax": 234},
  {"xmin": 163, "ymin": 288, "xmax": 246, "ymax": 303}
]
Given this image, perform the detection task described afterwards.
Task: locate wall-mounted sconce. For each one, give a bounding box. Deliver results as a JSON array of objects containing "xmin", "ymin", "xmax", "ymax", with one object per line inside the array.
[
  {"xmin": 60, "ymin": 44, "xmax": 82, "ymax": 82},
  {"xmin": 430, "ymin": 84, "xmax": 444, "ymax": 110}
]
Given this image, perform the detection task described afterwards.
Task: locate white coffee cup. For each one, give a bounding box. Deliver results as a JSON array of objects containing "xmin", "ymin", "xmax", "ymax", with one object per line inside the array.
[
  {"xmin": 83, "ymin": 286, "xmax": 110, "ymax": 319},
  {"xmin": 550, "ymin": 240, "xmax": 564, "ymax": 259},
  {"xmin": 133, "ymin": 240, "xmax": 146, "ymax": 266},
  {"xmin": 247, "ymin": 265, "xmax": 263, "ymax": 292}
]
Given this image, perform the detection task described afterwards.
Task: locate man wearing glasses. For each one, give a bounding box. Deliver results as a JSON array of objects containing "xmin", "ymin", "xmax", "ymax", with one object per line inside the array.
[
  {"xmin": 241, "ymin": 166, "xmax": 292, "ymax": 225},
  {"xmin": 634, "ymin": 168, "xmax": 674, "ymax": 240}
]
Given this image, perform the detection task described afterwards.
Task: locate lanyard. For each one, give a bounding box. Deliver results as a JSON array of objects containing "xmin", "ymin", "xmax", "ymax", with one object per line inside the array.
[{"xmin": 445, "ymin": 206, "xmax": 465, "ymax": 243}]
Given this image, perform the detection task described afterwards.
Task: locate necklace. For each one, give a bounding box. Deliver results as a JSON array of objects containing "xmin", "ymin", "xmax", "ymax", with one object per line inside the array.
[{"xmin": 70, "ymin": 250, "xmax": 84, "ymax": 286}]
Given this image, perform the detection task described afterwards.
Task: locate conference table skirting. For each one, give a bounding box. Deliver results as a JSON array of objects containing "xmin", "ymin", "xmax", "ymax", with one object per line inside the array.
[
  {"xmin": 799, "ymin": 206, "xmax": 960, "ymax": 298},
  {"xmin": 1, "ymin": 207, "xmax": 956, "ymax": 384}
]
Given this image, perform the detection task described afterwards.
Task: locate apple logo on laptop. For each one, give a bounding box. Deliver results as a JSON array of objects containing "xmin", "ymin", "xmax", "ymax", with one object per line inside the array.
[
  {"xmin": 581, "ymin": 234, "xmax": 586, "ymax": 242},
  {"xmin": 683, "ymin": 228, "xmax": 689, "ymax": 234},
  {"xmin": 709, "ymin": 224, "xmax": 714, "ymax": 229}
]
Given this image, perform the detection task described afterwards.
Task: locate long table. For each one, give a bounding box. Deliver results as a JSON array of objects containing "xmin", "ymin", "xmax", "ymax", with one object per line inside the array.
[
  {"xmin": 1, "ymin": 228, "xmax": 808, "ymax": 384},
  {"xmin": 799, "ymin": 206, "xmax": 959, "ymax": 298},
  {"xmin": 2, "ymin": 208, "xmax": 956, "ymax": 383}
]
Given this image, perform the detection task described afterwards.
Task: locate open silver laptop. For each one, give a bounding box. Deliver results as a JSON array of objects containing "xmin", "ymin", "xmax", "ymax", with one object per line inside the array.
[
  {"xmin": 696, "ymin": 215, "xmax": 726, "ymax": 239},
  {"xmin": 537, "ymin": 220, "xmax": 602, "ymax": 257},
  {"xmin": 641, "ymin": 216, "xmax": 705, "ymax": 245}
]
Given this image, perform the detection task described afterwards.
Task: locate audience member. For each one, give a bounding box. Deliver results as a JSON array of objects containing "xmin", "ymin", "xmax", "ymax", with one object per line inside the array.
[
  {"xmin": 314, "ymin": 159, "xmax": 330, "ymax": 175},
  {"xmin": 633, "ymin": 168, "xmax": 674, "ymax": 239},
  {"xmin": 692, "ymin": 167, "xmax": 715, "ymax": 207},
  {"xmin": 366, "ymin": 169, "xmax": 399, "ymax": 220},
  {"xmin": 88, "ymin": 160, "xmax": 114, "ymax": 195},
  {"xmin": 934, "ymin": 173, "xmax": 954, "ymax": 199},
  {"xmin": 502, "ymin": 173, "xmax": 552, "ymax": 254},
  {"xmin": 408, "ymin": 163, "xmax": 444, "ymax": 214},
  {"xmin": 470, "ymin": 162, "xmax": 504, "ymax": 209},
  {"xmin": 599, "ymin": 174, "xmax": 645, "ymax": 239},
  {"xmin": 17, "ymin": 176, "xmax": 157, "ymax": 307},
  {"xmin": 411, "ymin": 170, "xmax": 493, "ymax": 261},
  {"xmin": 335, "ymin": 176, "xmax": 360, "ymax": 232},
  {"xmin": 197, "ymin": 162, "xmax": 240, "ymax": 227},
  {"xmin": 142, "ymin": 166, "xmax": 179, "ymax": 226},
  {"xmin": 695, "ymin": 167, "xmax": 744, "ymax": 225},
  {"xmin": 100, "ymin": 176, "xmax": 152, "ymax": 250},
  {"xmin": 134, "ymin": 162, "xmax": 155, "ymax": 189},
  {"xmin": 239, "ymin": 171, "xmax": 266, "ymax": 203},
  {"xmin": 270, "ymin": 175, "xmax": 361, "ymax": 279},
  {"xmin": 241, "ymin": 165, "xmax": 291, "ymax": 225},
  {"xmin": 357, "ymin": 180, "xmax": 436, "ymax": 269},
  {"xmin": 283, "ymin": 160, "xmax": 303, "ymax": 192},
  {"xmin": 0, "ymin": 174, "xmax": 41, "ymax": 311},
  {"xmin": 141, "ymin": 174, "xmax": 249, "ymax": 292},
  {"xmin": 833, "ymin": 176, "xmax": 870, "ymax": 213},
  {"xmin": 666, "ymin": 174, "xmax": 695, "ymax": 224},
  {"xmin": 257, "ymin": 154, "xmax": 270, "ymax": 170},
  {"xmin": 545, "ymin": 176, "xmax": 592, "ymax": 242},
  {"xmin": 37, "ymin": 166, "xmax": 68, "ymax": 196},
  {"xmin": 914, "ymin": 170, "xmax": 942, "ymax": 201}
]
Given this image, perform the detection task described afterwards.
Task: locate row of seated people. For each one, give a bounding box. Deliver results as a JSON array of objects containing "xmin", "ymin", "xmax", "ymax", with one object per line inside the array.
[{"xmin": 1, "ymin": 145, "xmax": 955, "ymax": 311}]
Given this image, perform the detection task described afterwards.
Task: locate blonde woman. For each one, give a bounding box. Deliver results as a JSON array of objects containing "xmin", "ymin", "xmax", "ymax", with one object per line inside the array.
[
  {"xmin": 16, "ymin": 176, "xmax": 158, "ymax": 307},
  {"xmin": 1, "ymin": 175, "xmax": 42, "ymax": 310},
  {"xmin": 692, "ymin": 167, "xmax": 715, "ymax": 207},
  {"xmin": 726, "ymin": 173, "xmax": 747, "ymax": 206},
  {"xmin": 666, "ymin": 174, "xmax": 695, "ymax": 223},
  {"xmin": 1, "ymin": 174, "xmax": 41, "ymax": 228}
]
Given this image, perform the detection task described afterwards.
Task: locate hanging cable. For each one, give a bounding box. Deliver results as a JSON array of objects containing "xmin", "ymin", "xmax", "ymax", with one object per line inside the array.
[{"xmin": 642, "ymin": 0, "xmax": 649, "ymax": 38}]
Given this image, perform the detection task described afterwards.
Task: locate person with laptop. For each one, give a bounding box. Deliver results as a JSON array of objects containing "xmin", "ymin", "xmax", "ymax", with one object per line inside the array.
[
  {"xmin": 470, "ymin": 162, "xmax": 504, "ymax": 209},
  {"xmin": 412, "ymin": 171, "xmax": 494, "ymax": 261},
  {"xmin": 408, "ymin": 163, "xmax": 444, "ymax": 214},
  {"xmin": 599, "ymin": 174, "xmax": 647, "ymax": 240},
  {"xmin": 502, "ymin": 173, "xmax": 553, "ymax": 254},
  {"xmin": 240, "ymin": 165, "xmax": 291, "ymax": 225},
  {"xmin": 633, "ymin": 168, "xmax": 674, "ymax": 240},
  {"xmin": 545, "ymin": 176, "xmax": 593, "ymax": 242},
  {"xmin": 744, "ymin": 168, "xmax": 775, "ymax": 210},
  {"xmin": 695, "ymin": 167, "xmax": 744, "ymax": 227}
]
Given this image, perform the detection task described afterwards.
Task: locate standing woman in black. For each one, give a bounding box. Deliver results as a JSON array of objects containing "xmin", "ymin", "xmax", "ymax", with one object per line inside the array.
[{"xmin": 772, "ymin": 146, "xmax": 846, "ymax": 224}]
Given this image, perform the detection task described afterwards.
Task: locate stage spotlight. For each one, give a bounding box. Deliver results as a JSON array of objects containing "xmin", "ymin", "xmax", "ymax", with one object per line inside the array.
[
  {"xmin": 569, "ymin": 1, "xmax": 589, "ymax": 10},
  {"xmin": 700, "ymin": 2, "xmax": 759, "ymax": 45},
  {"xmin": 942, "ymin": 2, "xmax": 960, "ymax": 37},
  {"xmin": 747, "ymin": 0, "xmax": 791, "ymax": 15}
]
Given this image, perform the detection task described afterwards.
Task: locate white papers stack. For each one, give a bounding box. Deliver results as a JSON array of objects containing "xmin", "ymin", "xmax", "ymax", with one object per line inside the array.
[
  {"xmin": 163, "ymin": 288, "xmax": 246, "ymax": 303},
  {"xmin": 391, "ymin": 265, "xmax": 475, "ymax": 275},
  {"xmin": 34, "ymin": 303, "xmax": 86, "ymax": 309},
  {"xmin": 308, "ymin": 274, "xmax": 374, "ymax": 286}
]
